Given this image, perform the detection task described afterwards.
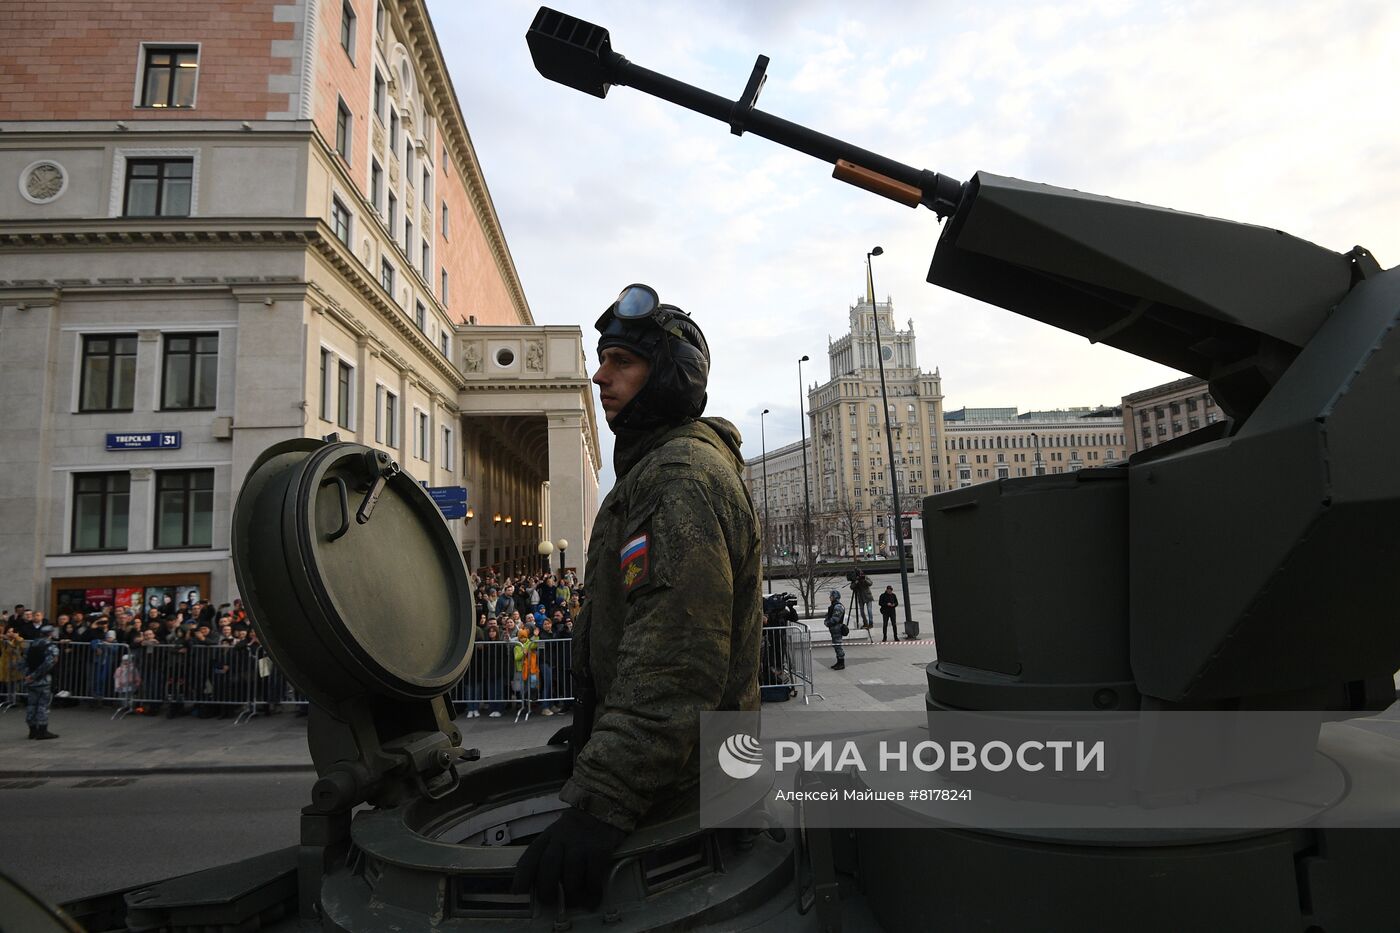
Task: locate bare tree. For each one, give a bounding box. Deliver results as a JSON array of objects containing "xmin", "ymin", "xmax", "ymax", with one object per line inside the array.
[
  {"xmin": 828, "ymin": 494, "xmax": 867, "ymax": 563},
  {"xmin": 777, "ymin": 510, "xmax": 843, "ymax": 617}
]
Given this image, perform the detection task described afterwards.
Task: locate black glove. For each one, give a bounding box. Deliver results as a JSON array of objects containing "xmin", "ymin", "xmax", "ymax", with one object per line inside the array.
[{"xmin": 512, "ymin": 807, "xmax": 628, "ymax": 910}]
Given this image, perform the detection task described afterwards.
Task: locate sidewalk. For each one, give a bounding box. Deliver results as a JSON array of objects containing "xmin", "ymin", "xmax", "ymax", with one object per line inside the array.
[{"xmin": 0, "ymin": 572, "xmax": 937, "ymax": 777}]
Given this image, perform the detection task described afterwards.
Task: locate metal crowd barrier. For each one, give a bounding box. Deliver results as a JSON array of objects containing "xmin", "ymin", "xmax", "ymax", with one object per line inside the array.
[
  {"xmin": 121, "ymin": 643, "xmax": 260, "ymax": 720},
  {"xmin": 760, "ymin": 624, "xmax": 823, "ymax": 704},
  {"xmin": 0, "ymin": 634, "xmax": 584, "ymax": 724},
  {"xmin": 0, "ymin": 640, "xmax": 135, "ymax": 721},
  {"xmin": 450, "ymin": 638, "xmax": 574, "ymax": 721}
]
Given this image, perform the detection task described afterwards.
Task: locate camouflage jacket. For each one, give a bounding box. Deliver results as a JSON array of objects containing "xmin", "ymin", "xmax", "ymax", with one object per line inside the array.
[{"xmin": 560, "ymin": 417, "xmax": 762, "ymax": 832}]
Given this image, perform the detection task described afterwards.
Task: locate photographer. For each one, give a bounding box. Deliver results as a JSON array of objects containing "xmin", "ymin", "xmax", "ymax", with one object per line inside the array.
[{"xmin": 849, "ymin": 569, "xmax": 874, "ymax": 629}]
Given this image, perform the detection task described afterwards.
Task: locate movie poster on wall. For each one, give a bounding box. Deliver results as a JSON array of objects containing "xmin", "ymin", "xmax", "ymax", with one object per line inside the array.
[
  {"xmin": 144, "ymin": 586, "xmax": 175, "ymax": 616},
  {"xmin": 83, "ymin": 588, "xmax": 115, "ymax": 613},
  {"xmin": 116, "ymin": 587, "xmax": 145, "ymax": 614}
]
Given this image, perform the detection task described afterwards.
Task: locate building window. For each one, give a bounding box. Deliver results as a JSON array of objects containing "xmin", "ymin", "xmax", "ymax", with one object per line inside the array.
[
  {"xmin": 439, "ymin": 330, "xmax": 449, "ymax": 356},
  {"xmin": 123, "ymin": 158, "xmax": 192, "ymax": 216},
  {"xmin": 161, "ymin": 332, "xmax": 218, "ymax": 410},
  {"xmin": 375, "ymin": 0, "xmax": 386, "ymax": 38},
  {"xmin": 380, "ymin": 257, "xmax": 395, "ymax": 296},
  {"xmin": 335, "ymin": 359, "xmax": 353, "ymax": 428},
  {"xmin": 331, "ymin": 196, "xmax": 351, "ymax": 244},
  {"xmin": 420, "ymin": 239, "xmax": 430, "ymax": 279},
  {"xmin": 387, "ymin": 191, "xmax": 398, "ymax": 235},
  {"xmin": 389, "ymin": 107, "xmax": 400, "ymax": 151},
  {"xmin": 318, "ymin": 351, "xmax": 354, "ymax": 428},
  {"xmin": 442, "ymin": 426, "xmax": 454, "ymax": 471},
  {"xmin": 414, "ymin": 300, "xmax": 426, "ymax": 332},
  {"xmin": 335, "ymin": 99, "xmax": 352, "ymax": 160},
  {"xmin": 404, "ymin": 217, "xmax": 413, "ymax": 261},
  {"xmin": 319, "ymin": 349, "xmax": 331, "ymax": 420},
  {"xmin": 139, "ymin": 46, "xmax": 198, "ymax": 108},
  {"xmin": 380, "ymin": 383, "xmax": 403, "ymax": 442},
  {"xmin": 155, "ymin": 469, "xmax": 214, "ymax": 549},
  {"xmin": 80, "ymin": 334, "xmax": 137, "ymax": 412},
  {"xmin": 340, "ymin": 0, "xmax": 356, "ymax": 56},
  {"xmin": 441, "ymin": 200, "xmax": 449, "ymax": 238},
  {"xmin": 404, "ymin": 138, "xmax": 413, "ymax": 176},
  {"xmin": 422, "ymin": 167, "xmax": 431, "ymax": 206},
  {"xmin": 414, "ymin": 409, "xmax": 429, "ymax": 460},
  {"xmin": 72, "ymin": 472, "xmax": 130, "ymax": 552},
  {"xmin": 370, "ymin": 159, "xmax": 383, "ymax": 211},
  {"xmin": 440, "ymin": 268, "xmax": 449, "ymax": 304},
  {"xmin": 373, "ymin": 68, "xmax": 386, "ymax": 122}
]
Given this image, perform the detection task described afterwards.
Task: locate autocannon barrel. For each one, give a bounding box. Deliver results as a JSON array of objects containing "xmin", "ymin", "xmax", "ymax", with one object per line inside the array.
[{"xmin": 526, "ymin": 6, "xmax": 965, "ymax": 217}]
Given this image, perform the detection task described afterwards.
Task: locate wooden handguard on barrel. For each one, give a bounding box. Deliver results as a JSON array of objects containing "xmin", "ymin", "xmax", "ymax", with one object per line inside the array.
[{"xmin": 833, "ymin": 159, "xmax": 923, "ymax": 207}]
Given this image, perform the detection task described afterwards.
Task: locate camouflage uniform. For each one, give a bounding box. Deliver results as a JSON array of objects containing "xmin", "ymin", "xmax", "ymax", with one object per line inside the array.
[
  {"xmin": 562, "ymin": 416, "xmax": 762, "ymax": 833},
  {"xmin": 25, "ymin": 636, "xmax": 60, "ymax": 731},
  {"xmin": 824, "ymin": 596, "xmax": 847, "ymax": 664}
]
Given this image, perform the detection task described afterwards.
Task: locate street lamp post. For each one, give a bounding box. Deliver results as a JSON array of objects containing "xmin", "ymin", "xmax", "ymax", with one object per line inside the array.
[
  {"xmin": 555, "ymin": 538, "xmax": 568, "ymax": 576},
  {"xmin": 537, "ymin": 539, "xmax": 554, "ymax": 575},
  {"xmin": 868, "ymin": 247, "xmax": 918, "ymax": 638},
  {"xmin": 760, "ymin": 407, "xmax": 772, "ymax": 595},
  {"xmin": 797, "ymin": 355, "xmax": 814, "ymax": 594}
]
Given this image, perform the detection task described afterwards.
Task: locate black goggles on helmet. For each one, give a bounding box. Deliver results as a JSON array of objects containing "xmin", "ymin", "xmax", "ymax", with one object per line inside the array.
[{"xmin": 595, "ymin": 284, "xmax": 690, "ymax": 338}]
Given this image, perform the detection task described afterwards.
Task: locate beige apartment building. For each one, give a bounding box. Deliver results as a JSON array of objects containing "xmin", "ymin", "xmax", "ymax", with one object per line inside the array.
[
  {"xmin": 942, "ymin": 407, "xmax": 1128, "ymax": 485},
  {"xmin": 740, "ymin": 296, "xmax": 944, "ymax": 560},
  {"xmin": 741, "ymin": 437, "xmax": 813, "ymax": 563},
  {"xmin": 741, "ymin": 295, "xmax": 1131, "ymax": 558},
  {"xmin": 1121, "ymin": 376, "xmax": 1222, "ymax": 454},
  {"xmin": 807, "ymin": 296, "xmax": 945, "ymax": 557},
  {"xmin": 0, "ymin": 0, "xmax": 599, "ymax": 616}
]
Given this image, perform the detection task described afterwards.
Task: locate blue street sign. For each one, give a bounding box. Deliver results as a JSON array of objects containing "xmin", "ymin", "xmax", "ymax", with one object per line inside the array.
[
  {"xmin": 426, "ymin": 485, "xmax": 468, "ymax": 519},
  {"xmin": 106, "ymin": 432, "xmax": 182, "ymax": 451}
]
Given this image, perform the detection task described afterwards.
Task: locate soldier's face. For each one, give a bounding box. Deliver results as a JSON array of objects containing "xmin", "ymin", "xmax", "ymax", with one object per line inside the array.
[{"xmin": 593, "ymin": 348, "xmax": 651, "ymax": 422}]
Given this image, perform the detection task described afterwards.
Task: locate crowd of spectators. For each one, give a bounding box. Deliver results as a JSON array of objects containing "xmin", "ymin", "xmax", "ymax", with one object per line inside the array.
[
  {"xmin": 1, "ymin": 569, "xmax": 587, "ymax": 721},
  {"xmin": 1, "ymin": 598, "xmax": 269, "ymax": 718},
  {"xmin": 465, "ymin": 569, "xmax": 582, "ymax": 719}
]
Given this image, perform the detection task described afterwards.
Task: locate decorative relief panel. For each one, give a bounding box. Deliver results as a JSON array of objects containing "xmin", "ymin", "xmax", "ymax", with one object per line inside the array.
[
  {"xmin": 20, "ymin": 160, "xmax": 67, "ymax": 204},
  {"xmin": 462, "ymin": 341, "xmax": 482, "ymax": 373},
  {"xmin": 525, "ymin": 340, "xmax": 544, "ymax": 371}
]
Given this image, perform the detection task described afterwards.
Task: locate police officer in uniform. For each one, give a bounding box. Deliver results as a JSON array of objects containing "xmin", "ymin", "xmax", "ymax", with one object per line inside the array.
[
  {"xmin": 824, "ymin": 590, "xmax": 847, "ymax": 670},
  {"xmin": 24, "ymin": 623, "xmax": 61, "ymax": 739},
  {"xmin": 514, "ymin": 284, "xmax": 763, "ymax": 909}
]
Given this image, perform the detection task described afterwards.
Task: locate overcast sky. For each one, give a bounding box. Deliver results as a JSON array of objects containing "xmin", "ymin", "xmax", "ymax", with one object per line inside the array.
[{"xmin": 428, "ymin": 0, "xmax": 1400, "ymax": 493}]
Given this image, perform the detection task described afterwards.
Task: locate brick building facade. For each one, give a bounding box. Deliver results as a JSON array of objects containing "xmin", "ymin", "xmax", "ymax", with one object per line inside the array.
[{"xmin": 0, "ymin": 1, "xmax": 600, "ymax": 614}]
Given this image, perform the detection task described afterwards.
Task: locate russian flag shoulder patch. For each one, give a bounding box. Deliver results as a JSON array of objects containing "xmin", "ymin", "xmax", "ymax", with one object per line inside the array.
[{"xmin": 620, "ymin": 532, "xmax": 650, "ymax": 591}]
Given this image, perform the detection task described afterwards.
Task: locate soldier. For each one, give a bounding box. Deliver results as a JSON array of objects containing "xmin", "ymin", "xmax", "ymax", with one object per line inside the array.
[
  {"xmin": 24, "ymin": 623, "xmax": 61, "ymax": 739},
  {"xmin": 514, "ymin": 283, "xmax": 762, "ymax": 910},
  {"xmin": 824, "ymin": 590, "xmax": 847, "ymax": 670}
]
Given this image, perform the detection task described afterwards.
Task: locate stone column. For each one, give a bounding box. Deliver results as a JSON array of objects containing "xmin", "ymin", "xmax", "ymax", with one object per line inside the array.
[
  {"xmin": 127, "ymin": 468, "xmax": 155, "ymax": 552},
  {"xmin": 0, "ymin": 293, "xmax": 59, "ymax": 606},
  {"xmin": 546, "ymin": 411, "xmax": 586, "ymax": 581}
]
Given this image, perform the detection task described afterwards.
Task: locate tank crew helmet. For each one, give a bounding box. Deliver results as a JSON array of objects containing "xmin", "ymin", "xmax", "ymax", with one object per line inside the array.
[{"xmin": 596, "ymin": 283, "xmax": 710, "ymax": 432}]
